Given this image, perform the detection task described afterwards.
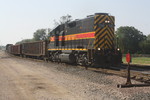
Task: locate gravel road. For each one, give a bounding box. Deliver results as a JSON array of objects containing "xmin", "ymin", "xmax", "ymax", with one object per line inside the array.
[{"xmin": 0, "ymin": 50, "xmax": 150, "ymax": 100}]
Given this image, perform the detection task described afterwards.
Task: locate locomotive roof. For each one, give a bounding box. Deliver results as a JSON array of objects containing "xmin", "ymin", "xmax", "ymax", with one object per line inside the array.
[
  {"xmin": 65, "ymin": 13, "xmax": 110, "ymax": 24},
  {"xmin": 50, "ymin": 13, "xmax": 110, "ymax": 33}
]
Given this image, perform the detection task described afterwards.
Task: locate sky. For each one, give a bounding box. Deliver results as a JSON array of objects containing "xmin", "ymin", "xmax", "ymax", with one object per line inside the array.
[{"xmin": 0, "ymin": 0, "xmax": 150, "ymax": 45}]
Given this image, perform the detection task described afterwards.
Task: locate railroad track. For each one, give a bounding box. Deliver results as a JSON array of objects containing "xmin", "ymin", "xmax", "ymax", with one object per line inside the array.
[
  {"xmin": 122, "ymin": 64, "xmax": 150, "ymax": 84},
  {"xmin": 8, "ymin": 54, "xmax": 150, "ymax": 87},
  {"xmin": 123, "ymin": 63, "xmax": 150, "ymax": 70},
  {"xmin": 78, "ymin": 64, "xmax": 150, "ymax": 87}
]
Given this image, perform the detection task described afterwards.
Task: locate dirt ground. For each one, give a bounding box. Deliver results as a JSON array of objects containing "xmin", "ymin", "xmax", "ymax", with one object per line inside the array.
[
  {"xmin": 0, "ymin": 51, "xmax": 78, "ymax": 100},
  {"xmin": 0, "ymin": 50, "xmax": 150, "ymax": 100}
]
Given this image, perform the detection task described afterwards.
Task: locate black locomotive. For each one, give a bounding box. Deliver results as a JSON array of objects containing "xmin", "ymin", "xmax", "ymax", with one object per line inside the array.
[
  {"xmin": 48, "ymin": 13, "xmax": 122, "ymax": 66},
  {"xmin": 6, "ymin": 13, "xmax": 122, "ymax": 67}
]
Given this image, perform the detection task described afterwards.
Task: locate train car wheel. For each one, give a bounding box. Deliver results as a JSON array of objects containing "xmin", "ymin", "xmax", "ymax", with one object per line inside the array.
[
  {"xmin": 76, "ymin": 53, "xmax": 88, "ymax": 66},
  {"xmin": 76, "ymin": 54, "xmax": 83, "ymax": 65}
]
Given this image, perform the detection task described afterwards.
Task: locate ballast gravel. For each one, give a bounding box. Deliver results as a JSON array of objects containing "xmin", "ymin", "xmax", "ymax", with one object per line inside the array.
[
  {"xmin": 15, "ymin": 58, "xmax": 150, "ymax": 100},
  {"xmin": 32, "ymin": 60, "xmax": 150, "ymax": 100}
]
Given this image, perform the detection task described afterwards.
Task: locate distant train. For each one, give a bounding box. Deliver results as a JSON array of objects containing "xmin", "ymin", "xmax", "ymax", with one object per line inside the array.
[{"xmin": 6, "ymin": 13, "xmax": 122, "ymax": 67}]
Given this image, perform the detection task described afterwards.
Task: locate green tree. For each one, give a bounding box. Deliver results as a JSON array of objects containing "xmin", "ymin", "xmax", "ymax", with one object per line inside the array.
[
  {"xmin": 116, "ymin": 26, "xmax": 146, "ymax": 53},
  {"xmin": 59, "ymin": 14, "xmax": 72, "ymax": 24},
  {"xmin": 54, "ymin": 14, "xmax": 72, "ymax": 26},
  {"xmin": 139, "ymin": 34, "xmax": 150, "ymax": 54},
  {"xmin": 16, "ymin": 39, "xmax": 34, "ymax": 44},
  {"xmin": 33, "ymin": 29, "xmax": 47, "ymax": 41},
  {"xmin": 46, "ymin": 28, "xmax": 51, "ymax": 40},
  {"xmin": 139, "ymin": 40, "xmax": 150, "ymax": 54},
  {"xmin": 147, "ymin": 34, "xmax": 150, "ymax": 41}
]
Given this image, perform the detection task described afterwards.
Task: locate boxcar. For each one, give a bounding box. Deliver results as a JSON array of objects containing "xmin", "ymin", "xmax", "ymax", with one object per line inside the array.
[{"xmin": 22, "ymin": 41, "xmax": 48, "ymax": 58}]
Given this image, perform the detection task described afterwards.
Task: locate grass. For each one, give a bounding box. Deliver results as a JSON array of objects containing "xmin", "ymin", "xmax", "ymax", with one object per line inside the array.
[{"xmin": 122, "ymin": 57, "xmax": 150, "ymax": 65}]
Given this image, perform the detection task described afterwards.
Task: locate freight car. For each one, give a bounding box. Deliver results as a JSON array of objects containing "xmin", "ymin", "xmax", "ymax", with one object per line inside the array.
[
  {"xmin": 48, "ymin": 13, "xmax": 122, "ymax": 67},
  {"xmin": 10, "ymin": 44, "xmax": 22, "ymax": 55},
  {"xmin": 21, "ymin": 41, "xmax": 48, "ymax": 59},
  {"xmin": 6, "ymin": 41, "xmax": 48, "ymax": 59},
  {"xmin": 6, "ymin": 44, "xmax": 13, "ymax": 53}
]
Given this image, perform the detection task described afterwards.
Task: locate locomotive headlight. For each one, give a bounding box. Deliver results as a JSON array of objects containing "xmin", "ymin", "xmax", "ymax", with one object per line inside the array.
[
  {"xmin": 105, "ymin": 20, "xmax": 108, "ymax": 23},
  {"xmin": 98, "ymin": 48, "xmax": 101, "ymax": 50},
  {"xmin": 105, "ymin": 20, "xmax": 110, "ymax": 23}
]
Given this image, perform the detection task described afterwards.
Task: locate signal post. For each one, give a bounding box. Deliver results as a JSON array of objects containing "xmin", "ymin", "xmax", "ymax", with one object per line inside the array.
[{"xmin": 117, "ymin": 52, "xmax": 132, "ymax": 88}]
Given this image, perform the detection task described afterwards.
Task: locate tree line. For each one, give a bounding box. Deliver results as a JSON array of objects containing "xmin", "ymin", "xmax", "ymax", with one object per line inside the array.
[
  {"xmin": 16, "ymin": 28, "xmax": 50, "ymax": 44},
  {"xmin": 116, "ymin": 26, "xmax": 150, "ymax": 54},
  {"xmin": 16, "ymin": 14, "xmax": 72, "ymax": 45},
  {"xmin": 16, "ymin": 15, "xmax": 150, "ymax": 54}
]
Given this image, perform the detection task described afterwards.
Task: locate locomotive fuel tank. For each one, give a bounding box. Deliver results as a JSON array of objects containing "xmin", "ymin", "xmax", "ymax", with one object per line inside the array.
[{"xmin": 59, "ymin": 53, "xmax": 76, "ymax": 63}]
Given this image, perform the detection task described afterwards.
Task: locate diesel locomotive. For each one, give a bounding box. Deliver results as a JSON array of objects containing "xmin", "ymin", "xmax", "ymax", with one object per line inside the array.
[
  {"xmin": 6, "ymin": 13, "xmax": 122, "ymax": 67},
  {"xmin": 48, "ymin": 13, "xmax": 122, "ymax": 66}
]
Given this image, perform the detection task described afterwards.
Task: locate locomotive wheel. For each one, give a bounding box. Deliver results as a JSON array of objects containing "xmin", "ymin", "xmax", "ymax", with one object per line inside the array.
[
  {"xmin": 76, "ymin": 54, "xmax": 83, "ymax": 65},
  {"xmin": 76, "ymin": 53, "xmax": 89, "ymax": 66},
  {"xmin": 51, "ymin": 53, "xmax": 55, "ymax": 62},
  {"xmin": 82, "ymin": 54, "xmax": 89, "ymax": 66},
  {"xmin": 50, "ymin": 52, "xmax": 60, "ymax": 62}
]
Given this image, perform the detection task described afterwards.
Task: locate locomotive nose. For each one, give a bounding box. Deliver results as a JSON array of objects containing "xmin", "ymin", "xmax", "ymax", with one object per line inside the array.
[{"xmin": 94, "ymin": 13, "xmax": 115, "ymax": 50}]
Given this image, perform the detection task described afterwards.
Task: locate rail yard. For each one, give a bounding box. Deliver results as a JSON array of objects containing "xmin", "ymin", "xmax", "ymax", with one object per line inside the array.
[
  {"xmin": 2, "ymin": 12, "xmax": 150, "ymax": 100},
  {"xmin": 0, "ymin": 50, "xmax": 150, "ymax": 100},
  {"xmin": 1, "ymin": 0, "xmax": 150, "ymax": 99}
]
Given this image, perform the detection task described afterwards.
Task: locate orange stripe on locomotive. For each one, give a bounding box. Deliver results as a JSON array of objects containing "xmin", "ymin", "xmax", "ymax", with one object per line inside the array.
[{"xmin": 50, "ymin": 32, "xmax": 95, "ymax": 42}]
